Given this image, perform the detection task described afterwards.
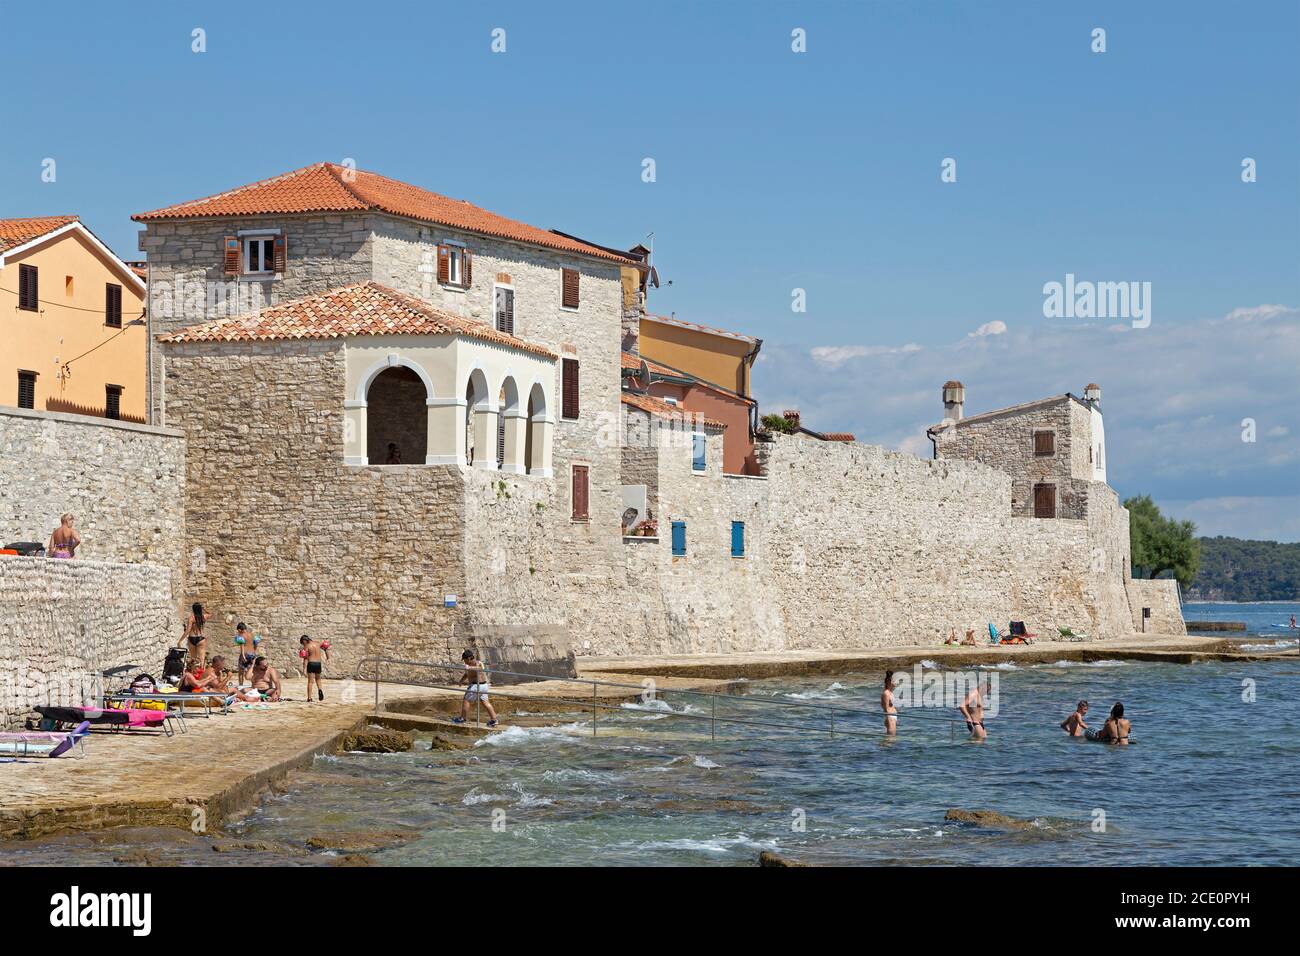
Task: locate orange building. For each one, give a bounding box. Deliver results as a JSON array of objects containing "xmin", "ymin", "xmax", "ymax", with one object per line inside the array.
[{"xmin": 1, "ymin": 216, "xmax": 148, "ymax": 421}]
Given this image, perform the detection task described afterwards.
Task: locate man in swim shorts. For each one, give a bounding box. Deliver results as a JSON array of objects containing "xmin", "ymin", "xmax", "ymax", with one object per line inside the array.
[
  {"xmin": 451, "ymin": 649, "xmax": 498, "ymax": 727},
  {"xmin": 249, "ymin": 656, "xmax": 282, "ymax": 702},
  {"xmin": 1061, "ymin": 700, "xmax": 1089, "ymax": 736},
  {"xmin": 300, "ymin": 635, "xmax": 329, "ymax": 702},
  {"xmin": 959, "ymin": 677, "xmax": 989, "ymax": 741},
  {"xmin": 235, "ymin": 623, "xmax": 257, "ymax": 684}
]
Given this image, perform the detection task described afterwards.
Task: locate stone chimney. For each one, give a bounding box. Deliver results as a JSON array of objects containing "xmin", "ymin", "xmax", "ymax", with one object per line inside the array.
[
  {"xmin": 942, "ymin": 381, "xmax": 965, "ymax": 422},
  {"xmin": 1084, "ymin": 383, "xmax": 1101, "ymax": 406},
  {"xmin": 782, "ymin": 409, "xmax": 801, "ymax": 430}
]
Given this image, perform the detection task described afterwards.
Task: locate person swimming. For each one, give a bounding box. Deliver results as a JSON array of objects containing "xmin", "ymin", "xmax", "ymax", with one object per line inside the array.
[
  {"xmin": 1086, "ymin": 702, "xmax": 1131, "ymax": 745},
  {"xmin": 1061, "ymin": 700, "xmax": 1089, "ymax": 737}
]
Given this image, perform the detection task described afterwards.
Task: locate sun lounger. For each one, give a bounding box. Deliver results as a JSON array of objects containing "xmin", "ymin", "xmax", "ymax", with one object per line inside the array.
[
  {"xmin": 35, "ymin": 704, "xmax": 180, "ymax": 737},
  {"xmin": 104, "ymin": 691, "xmax": 233, "ymax": 718},
  {"xmin": 1057, "ymin": 626, "xmax": 1089, "ymax": 642},
  {"xmin": 0, "ymin": 721, "xmax": 91, "ymax": 758}
]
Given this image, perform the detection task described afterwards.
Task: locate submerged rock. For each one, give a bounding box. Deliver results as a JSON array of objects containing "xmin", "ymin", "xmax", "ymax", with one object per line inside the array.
[
  {"xmin": 426, "ymin": 733, "xmax": 474, "ymax": 751},
  {"xmin": 337, "ymin": 728, "xmax": 414, "ymax": 753},
  {"xmin": 304, "ymin": 829, "xmax": 419, "ymax": 853},
  {"xmin": 944, "ymin": 808, "xmax": 1038, "ymax": 831},
  {"xmin": 651, "ymin": 799, "xmax": 773, "ymax": 815},
  {"xmin": 758, "ymin": 850, "xmax": 814, "ymax": 867}
]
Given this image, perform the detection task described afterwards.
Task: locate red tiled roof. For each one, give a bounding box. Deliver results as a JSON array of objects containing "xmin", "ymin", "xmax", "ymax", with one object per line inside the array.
[
  {"xmin": 621, "ymin": 392, "xmax": 726, "ymax": 429},
  {"xmin": 0, "ymin": 215, "xmax": 78, "ymax": 253},
  {"xmin": 620, "ymin": 351, "xmax": 680, "ymax": 377},
  {"xmin": 642, "ymin": 312, "xmax": 759, "ymax": 344},
  {"xmin": 133, "ymin": 163, "xmax": 633, "ymax": 263},
  {"xmin": 820, "ymin": 432, "xmax": 856, "ymax": 442},
  {"xmin": 158, "ymin": 281, "xmax": 557, "ymax": 358}
]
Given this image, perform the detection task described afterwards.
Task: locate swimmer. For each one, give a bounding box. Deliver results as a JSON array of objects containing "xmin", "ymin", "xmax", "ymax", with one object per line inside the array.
[{"xmin": 1061, "ymin": 700, "xmax": 1089, "ymax": 737}]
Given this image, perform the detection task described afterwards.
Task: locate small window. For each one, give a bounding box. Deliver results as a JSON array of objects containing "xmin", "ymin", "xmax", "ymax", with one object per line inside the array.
[
  {"xmin": 692, "ymin": 433, "xmax": 707, "ymax": 472},
  {"xmin": 438, "ymin": 244, "xmax": 472, "ymax": 289},
  {"xmin": 671, "ymin": 520, "xmax": 686, "ymax": 556},
  {"xmin": 105, "ymin": 385, "xmax": 122, "ymax": 420},
  {"xmin": 1033, "ymin": 482, "xmax": 1056, "ymax": 518},
  {"xmin": 731, "ymin": 520, "xmax": 745, "ymax": 558},
  {"xmin": 105, "ymin": 283, "xmax": 123, "ymax": 327},
  {"xmin": 562, "ymin": 358, "xmax": 580, "ymax": 419},
  {"xmin": 18, "ymin": 264, "xmax": 38, "ymax": 311},
  {"xmin": 243, "ymin": 236, "xmax": 275, "ymax": 275},
  {"xmin": 495, "ymin": 286, "xmax": 514, "ymax": 334},
  {"xmin": 561, "ymin": 268, "xmax": 580, "ymax": 309},
  {"xmin": 65, "ymin": 275, "xmax": 74, "ymax": 297},
  {"xmin": 17, "ymin": 371, "xmax": 36, "ymax": 409},
  {"xmin": 1033, "ymin": 430, "xmax": 1056, "ymax": 457},
  {"xmin": 571, "ymin": 464, "xmax": 589, "ymax": 520}
]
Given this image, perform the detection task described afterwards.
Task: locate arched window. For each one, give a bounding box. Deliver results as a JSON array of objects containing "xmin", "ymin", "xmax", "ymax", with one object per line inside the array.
[
  {"xmin": 498, "ymin": 377, "xmax": 520, "ymax": 470},
  {"xmin": 464, "ymin": 368, "xmax": 490, "ymax": 467},
  {"xmin": 367, "ymin": 366, "xmax": 427, "ymax": 464},
  {"xmin": 525, "ymin": 381, "xmax": 547, "ymax": 473}
]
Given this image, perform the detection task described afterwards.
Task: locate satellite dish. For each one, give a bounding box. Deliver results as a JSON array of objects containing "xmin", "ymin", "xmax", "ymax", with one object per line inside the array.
[{"xmin": 631, "ymin": 358, "xmax": 652, "ymax": 394}]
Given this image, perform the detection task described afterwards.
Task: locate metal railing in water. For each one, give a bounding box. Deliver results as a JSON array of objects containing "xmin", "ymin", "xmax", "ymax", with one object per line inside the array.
[{"xmin": 357, "ymin": 656, "xmax": 973, "ymax": 742}]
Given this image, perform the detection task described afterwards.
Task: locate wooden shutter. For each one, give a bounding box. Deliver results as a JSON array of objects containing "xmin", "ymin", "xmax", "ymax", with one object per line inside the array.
[
  {"xmin": 671, "ymin": 521, "xmax": 686, "ymax": 556},
  {"xmin": 496, "ymin": 287, "xmax": 514, "ymax": 334},
  {"xmin": 497, "ymin": 411, "xmax": 506, "ymax": 467},
  {"xmin": 562, "ymin": 358, "xmax": 580, "ymax": 419},
  {"xmin": 1034, "ymin": 483, "xmax": 1056, "ymax": 518},
  {"xmin": 437, "ymin": 245, "xmax": 450, "ymax": 284},
  {"xmin": 223, "ymin": 237, "xmax": 240, "ymax": 276},
  {"xmin": 17, "ymin": 372, "xmax": 36, "ymax": 409},
  {"xmin": 462, "ymin": 249, "xmax": 472, "ymax": 288},
  {"xmin": 19, "ymin": 264, "xmax": 38, "ymax": 310},
  {"xmin": 105, "ymin": 283, "xmax": 122, "ymax": 327},
  {"xmin": 731, "ymin": 521, "xmax": 745, "ymax": 557},
  {"xmin": 105, "ymin": 385, "xmax": 122, "ymax": 420},
  {"xmin": 571, "ymin": 465, "xmax": 589, "ymax": 520},
  {"xmin": 272, "ymin": 233, "xmax": 287, "ymax": 273},
  {"xmin": 561, "ymin": 268, "xmax": 579, "ymax": 309},
  {"xmin": 1033, "ymin": 431, "xmax": 1055, "ymax": 456}
]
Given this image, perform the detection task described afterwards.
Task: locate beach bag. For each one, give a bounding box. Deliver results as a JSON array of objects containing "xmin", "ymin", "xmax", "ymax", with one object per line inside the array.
[{"xmin": 130, "ymin": 674, "xmax": 157, "ymax": 693}]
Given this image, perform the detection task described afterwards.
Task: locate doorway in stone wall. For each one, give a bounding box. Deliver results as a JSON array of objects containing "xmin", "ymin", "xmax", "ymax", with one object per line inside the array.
[{"xmin": 367, "ymin": 366, "xmax": 427, "ymax": 464}]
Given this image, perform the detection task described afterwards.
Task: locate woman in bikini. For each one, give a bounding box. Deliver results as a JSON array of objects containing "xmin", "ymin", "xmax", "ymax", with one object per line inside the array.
[
  {"xmin": 47, "ymin": 513, "xmax": 81, "ymax": 559},
  {"xmin": 177, "ymin": 602, "xmax": 209, "ymax": 668},
  {"xmin": 1087, "ymin": 702, "xmax": 1131, "ymax": 745}
]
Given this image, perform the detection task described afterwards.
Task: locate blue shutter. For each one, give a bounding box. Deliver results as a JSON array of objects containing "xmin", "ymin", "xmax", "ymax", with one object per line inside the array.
[
  {"xmin": 731, "ymin": 520, "xmax": 745, "ymax": 557},
  {"xmin": 671, "ymin": 521, "xmax": 686, "ymax": 556},
  {"xmin": 692, "ymin": 433, "xmax": 706, "ymax": 471}
]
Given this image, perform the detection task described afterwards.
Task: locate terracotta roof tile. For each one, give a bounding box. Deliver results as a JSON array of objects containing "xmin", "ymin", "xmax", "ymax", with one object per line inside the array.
[
  {"xmin": 158, "ymin": 281, "xmax": 556, "ymax": 358},
  {"xmin": 0, "ymin": 215, "xmax": 78, "ymax": 253},
  {"xmin": 819, "ymin": 432, "xmax": 856, "ymax": 442},
  {"xmin": 621, "ymin": 391, "xmax": 727, "ymax": 430},
  {"xmin": 133, "ymin": 163, "xmax": 633, "ymax": 263},
  {"xmin": 620, "ymin": 351, "xmax": 681, "ymax": 377}
]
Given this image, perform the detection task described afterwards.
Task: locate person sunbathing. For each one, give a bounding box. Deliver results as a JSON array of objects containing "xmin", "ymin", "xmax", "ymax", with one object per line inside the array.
[
  {"xmin": 248, "ymin": 657, "xmax": 282, "ymax": 702},
  {"xmin": 961, "ymin": 628, "xmax": 978, "ymax": 646}
]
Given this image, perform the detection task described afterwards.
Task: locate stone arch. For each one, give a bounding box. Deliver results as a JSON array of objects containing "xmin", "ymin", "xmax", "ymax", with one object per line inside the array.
[
  {"xmin": 464, "ymin": 367, "xmax": 491, "ymax": 467},
  {"xmin": 525, "ymin": 380, "xmax": 549, "ymax": 474},
  {"xmin": 366, "ymin": 365, "xmax": 428, "ymax": 464},
  {"xmin": 498, "ymin": 375, "xmax": 522, "ymax": 471},
  {"xmin": 355, "ymin": 353, "xmax": 435, "ymax": 405}
]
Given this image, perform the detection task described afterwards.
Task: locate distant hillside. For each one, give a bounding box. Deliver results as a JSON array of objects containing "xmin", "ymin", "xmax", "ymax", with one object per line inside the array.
[{"xmin": 1184, "ymin": 536, "xmax": 1300, "ymax": 602}]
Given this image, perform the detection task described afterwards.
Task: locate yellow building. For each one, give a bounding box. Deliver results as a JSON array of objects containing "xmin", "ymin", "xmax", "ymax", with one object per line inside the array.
[
  {"xmin": 1, "ymin": 216, "xmax": 148, "ymax": 422},
  {"xmin": 638, "ymin": 312, "xmax": 760, "ymax": 398}
]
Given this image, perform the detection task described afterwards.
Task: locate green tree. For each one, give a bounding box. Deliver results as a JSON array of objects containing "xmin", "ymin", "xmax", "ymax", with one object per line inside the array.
[{"xmin": 1124, "ymin": 495, "xmax": 1201, "ymax": 590}]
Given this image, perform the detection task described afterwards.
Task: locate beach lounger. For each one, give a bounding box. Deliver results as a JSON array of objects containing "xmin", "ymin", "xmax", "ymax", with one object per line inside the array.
[
  {"xmin": 35, "ymin": 704, "xmax": 179, "ymax": 737},
  {"xmin": 1057, "ymin": 626, "xmax": 1089, "ymax": 642},
  {"xmin": 0, "ymin": 721, "xmax": 91, "ymax": 758},
  {"xmin": 104, "ymin": 691, "xmax": 232, "ymax": 718},
  {"xmin": 1007, "ymin": 621, "xmax": 1037, "ymax": 644}
]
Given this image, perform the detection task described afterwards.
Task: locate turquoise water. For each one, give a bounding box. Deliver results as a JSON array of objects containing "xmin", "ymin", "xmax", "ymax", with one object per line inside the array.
[
  {"xmin": 1184, "ymin": 600, "xmax": 1300, "ymax": 650},
  {"xmin": 219, "ymin": 654, "xmax": 1300, "ymax": 866}
]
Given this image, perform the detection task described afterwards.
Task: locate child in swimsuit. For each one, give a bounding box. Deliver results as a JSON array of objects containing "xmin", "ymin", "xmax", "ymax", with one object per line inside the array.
[
  {"xmin": 300, "ymin": 635, "xmax": 329, "ymax": 702},
  {"xmin": 452, "ymin": 650, "xmax": 498, "ymax": 727},
  {"xmin": 235, "ymin": 623, "xmax": 257, "ymax": 683},
  {"xmin": 1061, "ymin": 700, "xmax": 1089, "ymax": 736}
]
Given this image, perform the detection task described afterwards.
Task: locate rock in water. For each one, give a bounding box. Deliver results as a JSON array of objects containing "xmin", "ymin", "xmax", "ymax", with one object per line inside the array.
[
  {"xmin": 944, "ymin": 808, "xmax": 1037, "ymax": 831},
  {"xmin": 337, "ymin": 728, "xmax": 413, "ymax": 753},
  {"xmin": 758, "ymin": 850, "xmax": 813, "ymax": 867}
]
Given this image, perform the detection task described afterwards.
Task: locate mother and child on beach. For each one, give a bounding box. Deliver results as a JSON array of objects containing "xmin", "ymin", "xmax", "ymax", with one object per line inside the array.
[
  {"xmin": 174, "ymin": 603, "xmax": 330, "ymax": 703},
  {"xmin": 879, "ymin": 671, "xmax": 1132, "ymax": 744}
]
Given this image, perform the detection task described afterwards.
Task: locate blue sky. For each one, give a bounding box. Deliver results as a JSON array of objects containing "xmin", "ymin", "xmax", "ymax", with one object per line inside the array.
[{"xmin": 3, "ymin": 1, "xmax": 1298, "ymax": 537}]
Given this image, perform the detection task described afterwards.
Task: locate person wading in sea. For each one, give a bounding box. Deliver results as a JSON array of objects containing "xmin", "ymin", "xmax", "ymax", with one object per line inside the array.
[
  {"xmin": 1061, "ymin": 700, "xmax": 1089, "ymax": 737},
  {"xmin": 881, "ymin": 671, "xmax": 899, "ymax": 736},
  {"xmin": 959, "ymin": 677, "xmax": 989, "ymax": 741}
]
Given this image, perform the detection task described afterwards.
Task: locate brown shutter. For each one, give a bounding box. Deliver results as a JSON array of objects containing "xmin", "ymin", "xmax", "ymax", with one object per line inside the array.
[
  {"xmin": 1034, "ymin": 431, "xmax": 1055, "ymax": 456},
  {"xmin": 105, "ymin": 283, "xmax": 122, "ymax": 327},
  {"xmin": 437, "ymin": 245, "xmax": 450, "ymax": 284},
  {"xmin": 562, "ymin": 358, "xmax": 580, "ymax": 419},
  {"xmin": 223, "ymin": 237, "xmax": 240, "ymax": 276},
  {"xmin": 273, "ymin": 233, "xmax": 287, "ymax": 273},
  {"xmin": 19, "ymin": 264, "xmax": 38, "ymax": 310},
  {"xmin": 562, "ymin": 268, "xmax": 579, "ymax": 309},
  {"xmin": 462, "ymin": 249, "xmax": 472, "ymax": 288},
  {"xmin": 1034, "ymin": 483, "xmax": 1056, "ymax": 518},
  {"xmin": 572, "ymin": 465, "xmax": 589, "ymax": 520}
]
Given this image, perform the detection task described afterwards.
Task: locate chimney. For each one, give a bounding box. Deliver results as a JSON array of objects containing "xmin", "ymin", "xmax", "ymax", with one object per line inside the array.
[
  {"xmin": 942, "ymin": 381, "xmax": 965, "ymax": 422},
  {"xmin": 782, "ymin": 409, "xmax": 801, "ymax": 430},
  {"xmin": 1084, "ymin": 383, "xmax": 1101, "ymax": 406}
]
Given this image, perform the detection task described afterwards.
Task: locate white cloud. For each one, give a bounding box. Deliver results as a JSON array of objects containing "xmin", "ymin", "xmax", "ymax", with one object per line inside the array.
[
  {"xmin": 756, "ymin": 306, "xmax": 1300, "ymax": 540},
  {"xmin": 968, "ymin": 320, "xmax": 1007, "ymax": 337}
]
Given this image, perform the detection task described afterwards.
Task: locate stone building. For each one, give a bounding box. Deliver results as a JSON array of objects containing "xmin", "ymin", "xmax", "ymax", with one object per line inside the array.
[{"xmin": 928, "ymin": 381, "xmax": 1106, "ymax": 520}]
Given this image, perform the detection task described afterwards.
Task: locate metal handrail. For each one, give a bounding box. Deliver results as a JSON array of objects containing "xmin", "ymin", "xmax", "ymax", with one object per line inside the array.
[{"xmin": 357, "ymin": 655, "xmax": 969, "ymax": 741}]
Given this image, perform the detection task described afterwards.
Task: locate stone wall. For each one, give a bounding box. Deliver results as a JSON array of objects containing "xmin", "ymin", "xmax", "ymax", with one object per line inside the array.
[
  {"xmin": 0, "ymin": 407, "xmax": 185, "ymax": 586},
  {"xmin": 933, "ymin": 395, "xmax": 1092, "ymax": 519},
  {"xmin": 1126, "ymin": 577, "xmax": 1187, "ymax": 635},
  {"xmin": 0, "ymin": 557, "xmax": 176, "ymax": 728}
]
